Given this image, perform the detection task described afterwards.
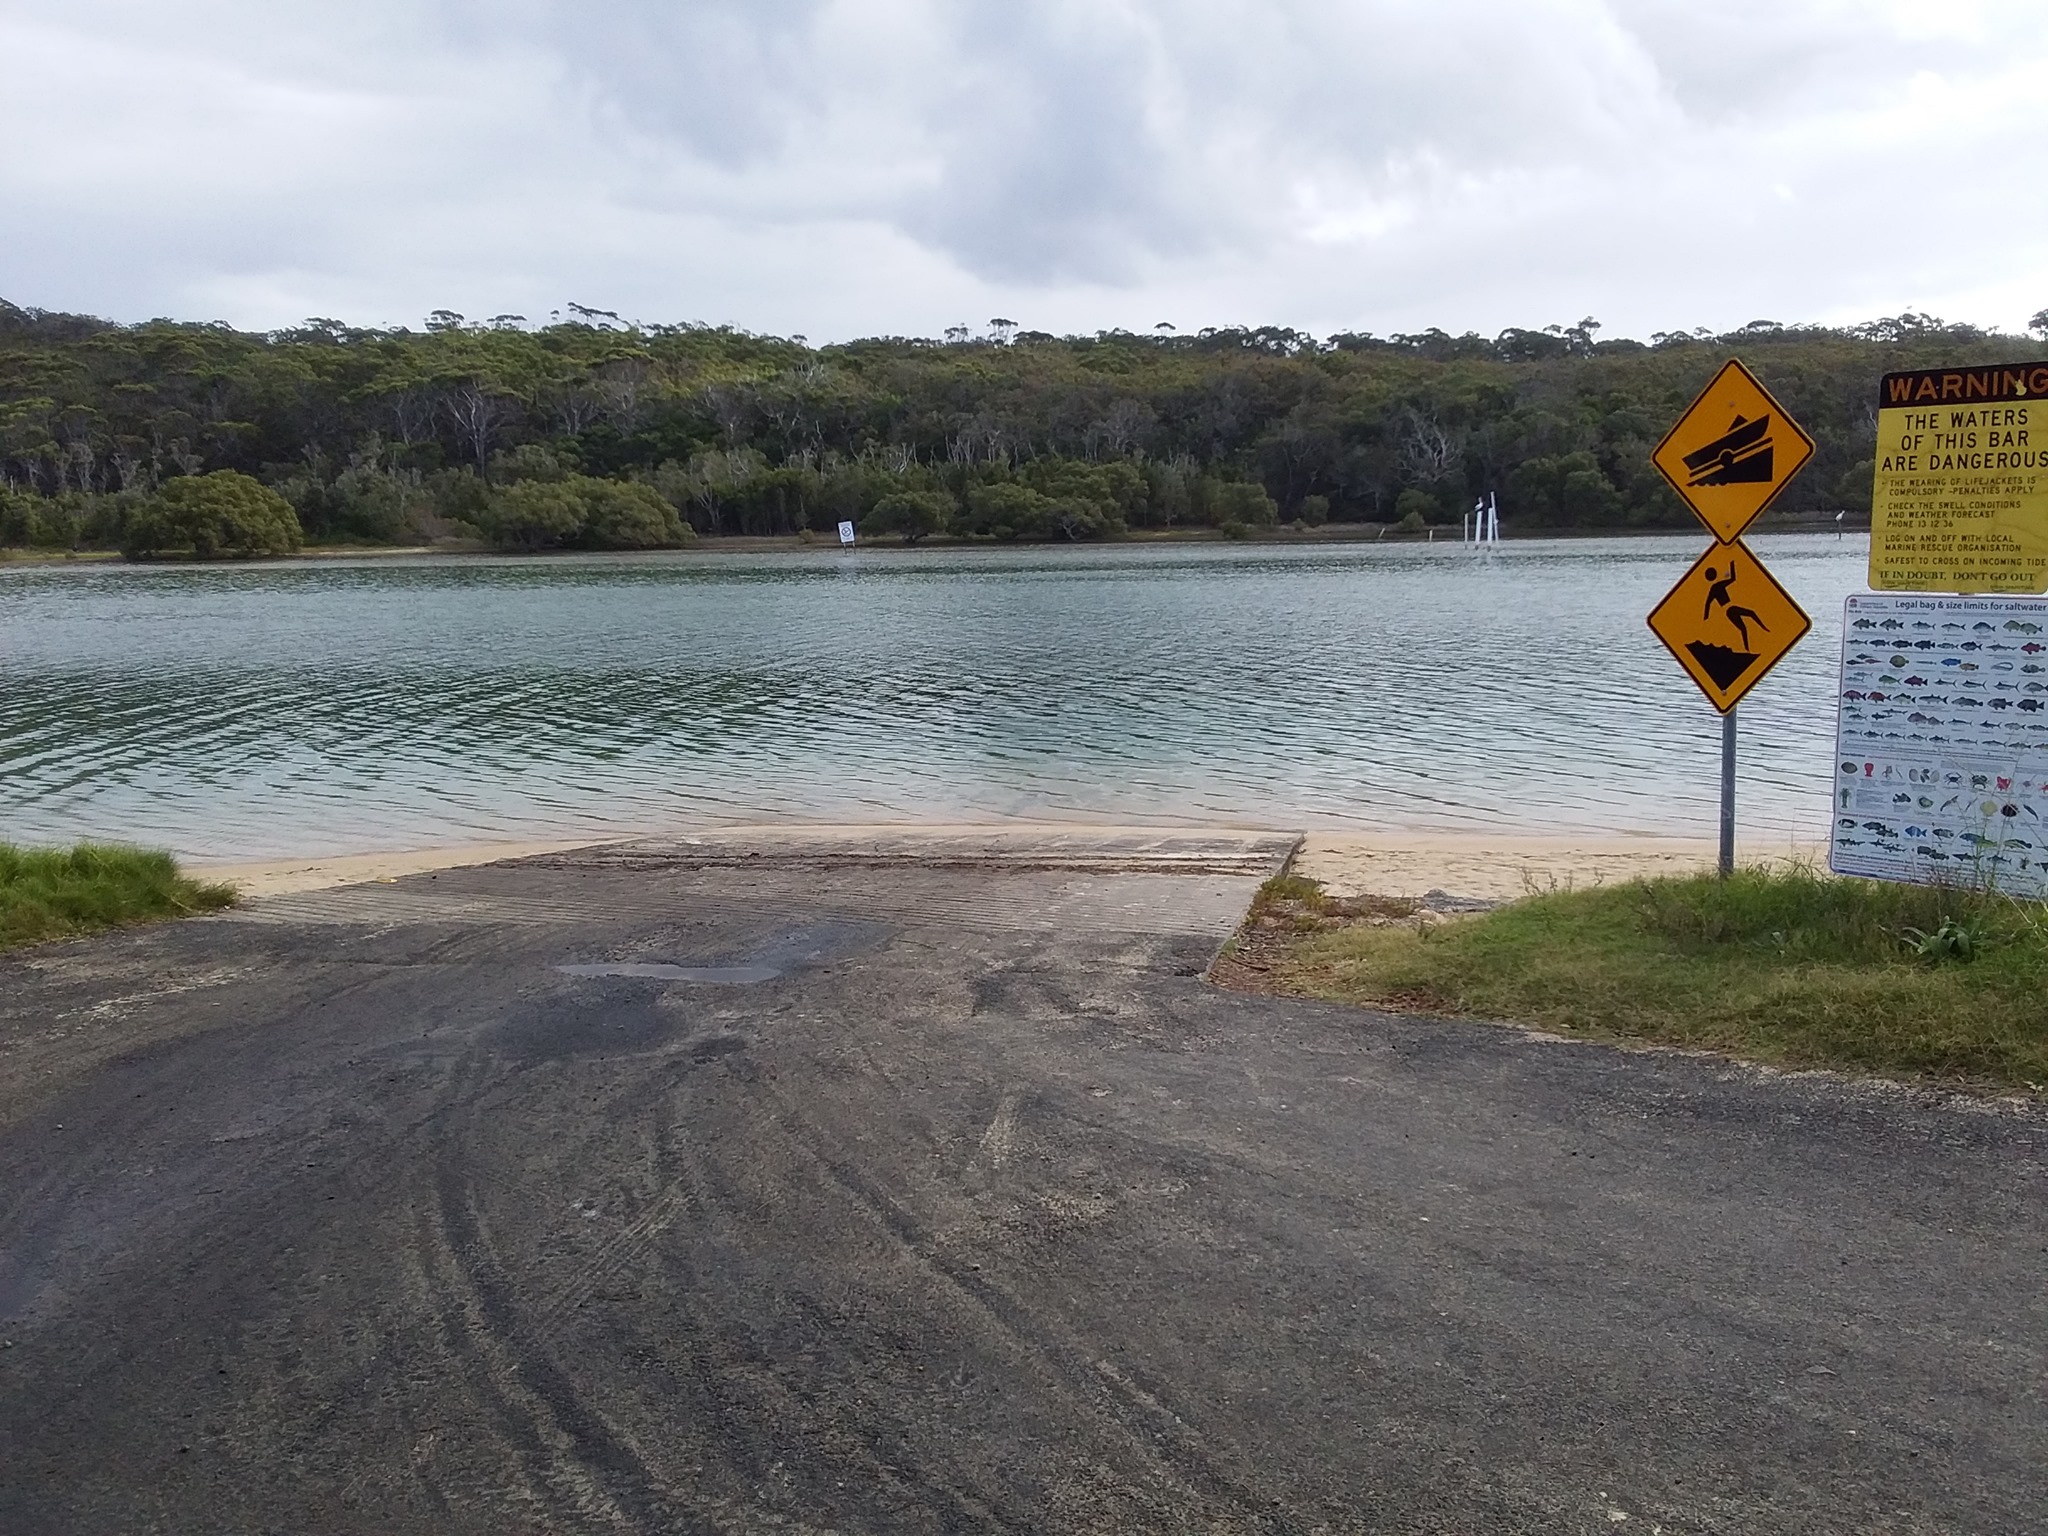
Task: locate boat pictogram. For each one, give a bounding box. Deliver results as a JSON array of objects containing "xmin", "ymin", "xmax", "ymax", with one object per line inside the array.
[{"xmin": 1682, "ymin": 414, "xmax": 1773, "ymax": 487}]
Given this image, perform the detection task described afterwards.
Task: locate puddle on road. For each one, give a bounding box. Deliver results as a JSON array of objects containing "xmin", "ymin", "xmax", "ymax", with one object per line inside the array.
[
  {"xmin": 556, "ymin": 963, "xmax": 781, "ymax": 984},
  {"xmin": 554, "ymin": 919, "xmax": 884, "ymax": 988}
]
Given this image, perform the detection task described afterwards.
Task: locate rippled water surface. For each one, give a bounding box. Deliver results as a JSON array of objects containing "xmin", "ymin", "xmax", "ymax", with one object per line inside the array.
[{"xmin": 0, "ymin": 536, "xmax": 1869, "ymax": 858}]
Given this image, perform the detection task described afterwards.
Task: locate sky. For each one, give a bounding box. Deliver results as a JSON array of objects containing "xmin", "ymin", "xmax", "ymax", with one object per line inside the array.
[{"xmin": 1, "ymin": 0, "xmax": 2043, "ymax": 343}]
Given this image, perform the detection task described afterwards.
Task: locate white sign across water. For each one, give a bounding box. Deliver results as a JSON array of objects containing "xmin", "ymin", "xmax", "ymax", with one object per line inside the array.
[{"xmin": 1833, "ymin": 592, "xmax": 2048, "ymax": 895}]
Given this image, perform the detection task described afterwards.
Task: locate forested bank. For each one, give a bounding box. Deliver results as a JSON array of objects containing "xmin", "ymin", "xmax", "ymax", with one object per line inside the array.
[{"xmin": 1, "ymin": 299, "xmax": 2040, "ymax": 558}]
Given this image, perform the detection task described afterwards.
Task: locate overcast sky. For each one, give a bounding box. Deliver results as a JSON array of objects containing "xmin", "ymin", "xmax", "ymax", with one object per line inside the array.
[{"xmin": 2, "ymin": 0, "xmax": 2042, "ymax": 342}]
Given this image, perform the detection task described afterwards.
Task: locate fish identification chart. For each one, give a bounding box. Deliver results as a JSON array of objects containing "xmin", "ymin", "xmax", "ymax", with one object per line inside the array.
[{"xmin": 1833, "ymin": 592, "xmax": 2048, "ymax": 895}]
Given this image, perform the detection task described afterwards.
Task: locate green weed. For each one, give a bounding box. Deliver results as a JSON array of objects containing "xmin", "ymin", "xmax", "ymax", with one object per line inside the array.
[
  {"xmin": 1280, "ymin": 867, "xmax": 2048, "ymax": 1091},
  {"xmin": 0, "ymin": 843, "xmax": 237, "ymax": 952}
]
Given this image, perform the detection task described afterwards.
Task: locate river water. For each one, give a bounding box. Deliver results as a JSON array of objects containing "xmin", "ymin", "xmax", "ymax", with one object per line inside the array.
[{"xmin": 0, "ymin": 534, "xmax": 1870, "ymax": 859}]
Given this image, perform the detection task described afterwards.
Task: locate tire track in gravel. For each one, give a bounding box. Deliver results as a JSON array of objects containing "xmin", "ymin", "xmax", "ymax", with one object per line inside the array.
[{"xmin": 744, "ymin": 1069, "xmax": 1295, "ymax": 1533}]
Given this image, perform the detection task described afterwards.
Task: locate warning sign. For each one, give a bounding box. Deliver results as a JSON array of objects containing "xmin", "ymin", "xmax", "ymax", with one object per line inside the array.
[
  {"xmin": 1651, "ymin": 359, "xmax": 1815, "ymax": 542},
  {"xmin": 1869, "ymin": 361, "xmax": 2048, "ymax": 594},
  {"xmin": 1646, "ymin": 540, "xmax": 1812, "ymax": 712}
]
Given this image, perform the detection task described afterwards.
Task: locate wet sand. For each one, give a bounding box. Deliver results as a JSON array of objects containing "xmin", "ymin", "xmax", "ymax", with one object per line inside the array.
[{"xmin": 193, "ymin": 823, "xmax": 1824, "ymax": 903}]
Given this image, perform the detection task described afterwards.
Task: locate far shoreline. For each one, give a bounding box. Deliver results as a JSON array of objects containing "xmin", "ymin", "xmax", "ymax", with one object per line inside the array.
[{"xmin": 2, "ymin": 512, "xmax": 1870, "ymax": 567}]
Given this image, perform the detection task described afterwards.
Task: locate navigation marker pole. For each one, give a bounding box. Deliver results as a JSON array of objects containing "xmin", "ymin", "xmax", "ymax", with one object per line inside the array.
[{"xmin": 1719, "ymin": 706, "xmax": 1736, "ymax": 878}]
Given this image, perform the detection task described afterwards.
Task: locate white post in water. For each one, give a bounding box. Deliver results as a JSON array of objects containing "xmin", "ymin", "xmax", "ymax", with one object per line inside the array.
[
  {"xmin": 1719, "ymin": 706, "xmax": 1737, "ymax": 877},
  {"xmin": 1489, "ymin": 492, "xmax": 1500, "ymax": 543}
]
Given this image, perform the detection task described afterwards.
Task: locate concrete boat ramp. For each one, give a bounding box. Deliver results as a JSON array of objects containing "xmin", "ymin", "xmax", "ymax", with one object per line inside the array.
[{"xmin": 0, "ymin": 829, "xmax": 2041, "ymax": 1534}]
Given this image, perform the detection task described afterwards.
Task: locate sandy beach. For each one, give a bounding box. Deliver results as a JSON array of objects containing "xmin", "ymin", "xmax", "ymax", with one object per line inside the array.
[{"xmin": 191, "ymin": 823, "xmax": 1824, "ymax": 903}]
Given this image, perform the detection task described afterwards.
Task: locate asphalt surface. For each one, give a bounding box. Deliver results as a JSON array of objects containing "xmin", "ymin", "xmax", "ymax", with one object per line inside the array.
[{"xmin": 0, "ymin": 830, "xmax": 2042, "ymax": 1535}]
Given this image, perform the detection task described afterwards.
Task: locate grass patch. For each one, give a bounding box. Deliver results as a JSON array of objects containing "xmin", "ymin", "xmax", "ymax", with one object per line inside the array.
[
  {"xmin": 1275, "ymin": 866, "xmax": 2048, "ymax": 1092},
  {"xmin": 0, "ymin": 843, "xmax": 237, "ymax": 952}
]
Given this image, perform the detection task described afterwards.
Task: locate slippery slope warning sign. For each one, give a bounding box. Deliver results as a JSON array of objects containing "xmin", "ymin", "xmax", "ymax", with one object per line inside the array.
[
  {"xmin": 1869, "ymin": 361, "xmax": 2048, "ymax": 594},
  {"xmin": 1646, "ymin": 540, "xmax": 1812, "ymax": 713}
]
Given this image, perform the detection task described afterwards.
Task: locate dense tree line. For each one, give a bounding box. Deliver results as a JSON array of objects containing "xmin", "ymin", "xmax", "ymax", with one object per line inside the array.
[{"xmin": 1, "ymin": 297, "xmax": 2041, "ymax": 556}]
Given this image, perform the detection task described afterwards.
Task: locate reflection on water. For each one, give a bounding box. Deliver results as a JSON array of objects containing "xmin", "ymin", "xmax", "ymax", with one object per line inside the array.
[{"xmin": 0, "ymin": 534, "xmax": 1869, "ymax": 858}]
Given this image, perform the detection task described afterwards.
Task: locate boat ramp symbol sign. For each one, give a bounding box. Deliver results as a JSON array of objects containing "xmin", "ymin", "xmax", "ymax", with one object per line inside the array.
[
  {"xmin": 1652, "ymin": 359, "xmax": 1815, "ymax": 542},
  {"xmin": 1646, "ymin": 539, "xmax": 1812, "ymax": 712}
]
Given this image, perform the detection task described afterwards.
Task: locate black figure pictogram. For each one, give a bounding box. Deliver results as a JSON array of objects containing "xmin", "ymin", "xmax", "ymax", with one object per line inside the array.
[
  {"xmin": 1682, "ymin": 558, "xmax": 1769, "ymax": 692},
  {"xmin": 1702, "ymin": 560, "xmax": 1770, "ymax": 649}
]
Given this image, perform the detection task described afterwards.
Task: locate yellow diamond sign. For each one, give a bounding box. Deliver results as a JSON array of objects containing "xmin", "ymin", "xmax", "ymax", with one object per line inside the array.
[
  {"xmin": 1646, "ymin": 540, "xmax": 1812, "ymax": 713},
  {"xmin": 1652, "ymin": 359, "xmax": 1815, "ymax": 542}
]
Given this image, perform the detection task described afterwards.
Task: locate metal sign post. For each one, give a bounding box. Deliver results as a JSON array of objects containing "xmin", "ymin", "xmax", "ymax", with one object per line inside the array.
[{"xmin": 1720, "ymin": 707, "xmax": 1737, "ymax": 878}]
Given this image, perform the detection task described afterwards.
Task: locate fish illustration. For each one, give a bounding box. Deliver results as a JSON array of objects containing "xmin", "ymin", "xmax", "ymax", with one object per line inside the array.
[
  {"xmin": 1974, "ymin": 621, "xmax": 1996, "ymax": 631},
  {"xmin": 1917, "ymin": 846, "xmax": 1949, "ymax": 860},
  {"xmin": 2027, "ymin": 643, "xmax": 2046, "ymax": 653},
  {"xmin": 1914, "ymin": 639, "xmax": 1937, "ymax": 650},
  {"xmin": 1904, "ymin": 825, "xmax": 1929, "ymax": 838},
  {"xmin": 1944, "ymin": 622, "xmax": 1967, "ymax": 630},
  {"xmin": 1838, "ymin": 837, "xmax": 1863, "ymax": 847},
  {"xmin": 1905, "ymin": 675, "xmax": 1929, "ymax": 685},
  {"xmin": 1879, "ymin": 619, "xmax": 1905, "ymax": 629},
  {"xmin": 1852, "ymin": 618, "xmax": 1876, "ymax": 629},
  {"xmin": 1912, "ymin": 621, "xmax": 1935, "ymax": 630},
  {"xmin": 2006, "ymin": 620, "xmax": 2043, "ymax": 634}
]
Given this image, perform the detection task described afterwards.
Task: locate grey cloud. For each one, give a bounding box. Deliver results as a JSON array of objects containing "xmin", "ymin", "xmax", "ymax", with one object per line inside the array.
[{"xmin": 0, "ymin": 0, "xmax": 2042, "ymax": 338}]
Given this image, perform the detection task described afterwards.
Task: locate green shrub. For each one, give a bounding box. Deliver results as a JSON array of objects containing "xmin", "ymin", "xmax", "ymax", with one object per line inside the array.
[
  {"xmin": 479, "ymin": 480, "xmax": 588, "ymax": 551},
  {"xmin": 578, "ymin": 478, "xmax": 689, "ymax": 549},
  {"xmin": 123, "ymin": 471, "xmax": 303, "ymax": 559},
  {"xmin": 867, "ymin": 489, "xmax": 953, "ymax": 543},
  {"xmin": 1209, "ymin": 480, "xmax": 1278, "ymax": 527},
  {"xmin": 479, "ymin": 475, "xmax": 691, "ymax": 551},
  {"xmin": 1393, "ymin": 488, "xmax": 1439, "ymax": 528}
]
